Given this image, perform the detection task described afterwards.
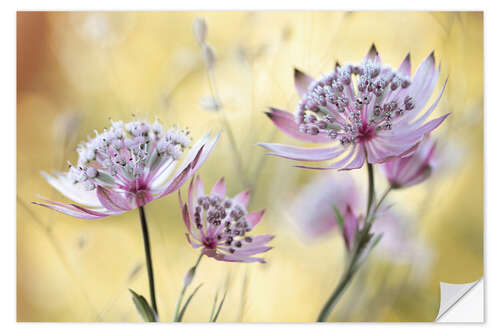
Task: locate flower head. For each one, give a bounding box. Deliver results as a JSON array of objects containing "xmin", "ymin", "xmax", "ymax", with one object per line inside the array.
[
  {"xmin": 33, "ymin": 118, "xmax": 220, "ymax": 219},
  {"xmin": 259, "ymin": 45, "xmax": 449, "ymax": 170},
  {"xmin": 180, "ymin": 176, "xmax": 274, "ymax": 263},
  {"xmin": 291, "ymin": 173, "xmax": 421, "ymax": 256},
  {"xmin": 291, "ymin": 174, "xmax": 360, "ymax": 239},
  {"xmin": 380, "ymin": 136, "xmax": 437, "ymax": 189}
]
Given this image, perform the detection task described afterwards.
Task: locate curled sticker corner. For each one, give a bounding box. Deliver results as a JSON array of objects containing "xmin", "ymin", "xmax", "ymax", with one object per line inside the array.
[{"xmin": 436, "ymin": 278, "xmax": 483, "ymax": 322}]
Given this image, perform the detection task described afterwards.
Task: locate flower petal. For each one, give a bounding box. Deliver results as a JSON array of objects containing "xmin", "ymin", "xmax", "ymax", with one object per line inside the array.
[
  {"xmin": 402, "ymin": 166, "xmax": 432, "ymax": 187},
  {"xmin": 265, "ymin": 108, "xmax": 332, "ymax": 143},
  {"xmin": 158, "ymin": 142, "xmax": 208, "ymax": 198},
  {"xmin": 294, "ymin": 145, "xmax": 355, "ymax": 170},
  {"xmin": 340, "ymin": 146, "xmax": 365, "ymax": 170},
  {"xmin": 149, "ymin": 159, "xmax": 177, "ymax": 189},
  {"xmin": 413, "ymin": 64, "xmax": 440, "ymax": 114},
  {"xmin": 246, "ymin": 209, "xmax": 265, "ymax": 228},
  {"xmin": 398, "ymin": 53, "xmax": 411, "ymax": 77},
  {"xmin": 233, "ymin": 189, "xmax": 251, "ymax": 208},
  {"xmin": 186, "ymin": 233, "xmax": 202, "ymax": 249},
  {"xmin": 244, "ymin": 234, "xmax": 274, "ymax": 247},
  {"xmin": 158, "ymin": 163, "xmax": 193, "ymax": 198},
  {"xmin": 175, "ymin": 134, "xmax": 210, "ymax": 173},
  {"xmin": 294, "ymin": 68, "xmax": 314, "ymax": 98},
  {"xmin": 364, "ymin": 43, "xmax": 381, "ymax": 64},
  {"xmin": 41, "ymin": 171, "xmax": 101, "ymax": 207},
  {"xmin": 409, "ymin": 51, "xmax": 436, "ymax": 111},
  {"xmin": 32, "ymin": 202, "xmax": 105, "ymax": 219},
  {"xmin": 179, "ymin": 191, "xmax": 191, "ymax": 232},
  {"xmin": 215, "ymin": 253, "xmax": 266, "ymax": 263},
  {"xmin": 210, "ymin": 177, "xmax": 226, "ymax": 199},
  {"xmin": 382, "ymin": 138, "xmax": 436, "ymax": 188},
  {"xmin": 96, "ymin": 186, "xmax": 133, "ymax": 212},
  {"xmin": 230, "ymin": 246, "xmax": 273, "ymax": 256},
  {"xmin": 259, "ymin": 142, "xmax": 344, "ymax": 161},
  {"xmin": 191, "ymin": 131, "xmax": 221, "ymax": 174},
  {"xmin": 366, "ymin": 135, "xmax": 418, "ymax": 163},
  {"xmin": 32, "ymin": 198, "xmax": 116, "ymax": 220},
  {"xmin": 188, "ymin": 175, "xmax": 204, "ymax": 215},
  {"xmin": 407, "ymin": 79, "xmax": 448, "ymax": 128},
  {"xmin": 406, "ymin": 113, "xmax": 450, "ymax": 140}
]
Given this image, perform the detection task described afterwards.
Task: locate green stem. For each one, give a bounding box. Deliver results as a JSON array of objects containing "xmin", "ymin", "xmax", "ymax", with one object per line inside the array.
[
  {"xmin": 370, "ymin": 186, "xmax": 392, "ymax": 223},
  {"xmin": 138, "ymin": 206, "xmax": 158, "ymax": 316},
  {"xmin": 173, "ymin": 253, "xmax": 203, "ymax": 321},
  {"xmin": 366, "ymin": 162, "xmax": 375, "ymax": 216},
  {"xmin": 317, "ymin": 163, "xmax": 387, "ymax": 322},
  {"xmin": 317, "ymin": 259, "xmax": 358, "ymax": 321}
]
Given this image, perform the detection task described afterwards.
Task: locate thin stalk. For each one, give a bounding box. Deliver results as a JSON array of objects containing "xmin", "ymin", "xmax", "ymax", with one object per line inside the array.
[
  {"xmin": 317, "ymin": 258, "xmax": 358, "ymax": 322},
  {"xmin": 173, "ymin": 253, "xmax": 203, "ymax": 321},
  {"xmin": 317, "ymin": 163, "xmax": 389, "ymax": 322},
  {"xmin": 138, "ymin": 206, "xmax": 158, "ymax": 316},
  {"xmin": 366, "ymin": 162, "xmax": 375, "ymax": 216},
  {"xmin": 237, "ymin": 269, "xmax": 249, "ymax": 321},
  {"xmin": 247, "ymin": 126, "xmax": 278, "ymax": 207},
  {"xmin": 206, "ymin": 69, "xmax": 249, "ymax": 188},
  {"xmin": 370, "ymin": 186, "xmax": 392, "ymax": 223}
]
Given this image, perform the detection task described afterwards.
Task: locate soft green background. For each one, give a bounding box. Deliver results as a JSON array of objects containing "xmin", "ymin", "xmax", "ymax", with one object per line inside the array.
[{"xmin": 17, "ymin": 11, "xmax": 483, "ymax": 322}]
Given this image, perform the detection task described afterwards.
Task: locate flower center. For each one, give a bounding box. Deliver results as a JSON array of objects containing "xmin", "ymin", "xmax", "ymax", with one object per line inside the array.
[
  {"xmin": 356, "ymin": 123, "xmax": 376, "ymax": 143},
  {"xmin": 202, "ymin": 237, "xmax": 218, "ymax": 249},
  {"xmin": 66, "ymin": 118, "xmax": 191, "ymax": 192},
  {"xmin": 294, "ymin": 59, "xmax": 416, "ymax": 146},
  {"xmin": 193, "ymin": 194, "xmax": 253, "ymax": 249}
]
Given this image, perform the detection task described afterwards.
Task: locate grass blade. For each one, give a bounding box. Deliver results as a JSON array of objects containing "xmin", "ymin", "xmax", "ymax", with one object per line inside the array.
[
  {"xmin": 209, "ymin": 291, "xmax": 219, "ymax": 321},
  {"xmin": 129, "ymin": 289, "xmax": 158, "ymax": 322},
  {"xmin": 175, "ymin": 283, "xmax": 203, "ymax": 322},
  {"xmin": 211, "ymin": 289, "xmax": 228, "ymax": 322}
]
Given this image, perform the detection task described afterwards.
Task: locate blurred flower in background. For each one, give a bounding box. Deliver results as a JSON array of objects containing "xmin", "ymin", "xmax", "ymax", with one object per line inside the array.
[
  {"xmin": 17, "ymin": 11, "xmax": 483, "ymax": 322},
  {"xmin": 291, "ymin": 173, "xmax": 432, "ymax": 265},
  {"xmin": 291, "ymin": 173, "xmax": 361, "ymax": 240},
  {"xmin": 380, "ymin": 136, "xmax": 437, "ymax": 189}
]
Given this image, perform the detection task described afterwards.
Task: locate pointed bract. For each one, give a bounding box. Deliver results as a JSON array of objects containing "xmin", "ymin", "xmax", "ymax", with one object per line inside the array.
[
  {"xmin": 398, "ymin": 53, "xmax": 411, "ymax": 76},
  {"xmin": 380, "ymin": 136, "xmax": 437, "ymax": 189},
  {"xmin": 343, "ymin": 206, "xmax": 358, "ymax": 250},
  {"xmin": 294, "ymin": 68, "xmax": 314, "ymax": 98}
]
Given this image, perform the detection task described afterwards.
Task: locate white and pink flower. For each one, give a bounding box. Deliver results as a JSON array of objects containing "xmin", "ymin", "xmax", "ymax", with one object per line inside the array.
[{"xmin": 33, "ymin": 118, "xmax": 220, "ymax": 219}]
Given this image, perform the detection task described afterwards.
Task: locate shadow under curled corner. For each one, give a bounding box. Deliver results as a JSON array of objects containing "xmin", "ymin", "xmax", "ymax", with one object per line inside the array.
[{"xmin": 435, "ymin": 279, "xmax": 484, "ymax": 322}]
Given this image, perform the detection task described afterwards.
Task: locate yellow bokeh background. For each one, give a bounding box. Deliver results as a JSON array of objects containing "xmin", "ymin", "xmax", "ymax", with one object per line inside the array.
[{"xmin": 17, "ymin": 11, "xmax": 483, "ymax": 322}]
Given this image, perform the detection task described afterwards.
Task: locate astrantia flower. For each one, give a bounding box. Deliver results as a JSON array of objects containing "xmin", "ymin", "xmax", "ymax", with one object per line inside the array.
[
  {"xmin": 379, "ymin": 136, "xmax": 437, "ymax": 189},
  {"xmin": 180, "ymin": 176, "xmax": 274, "ymax": 263},
  {"xmin": 33, "ymin": 118, "xmax": 220, "ymax": 219},
  {"xmin": 290, "ymin": 174, "xmax": 402, "ymax": 252},
  {"xmin": 259, "ymin": 45, "xmax": 449, "ymax": 170},
  {"xmin": 291, "ymin": 174, "xmax": 360, "ymax": 239},
  {"xmin": 290, "ymin": 174, "xmax": 361, "ymax": 249}
]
